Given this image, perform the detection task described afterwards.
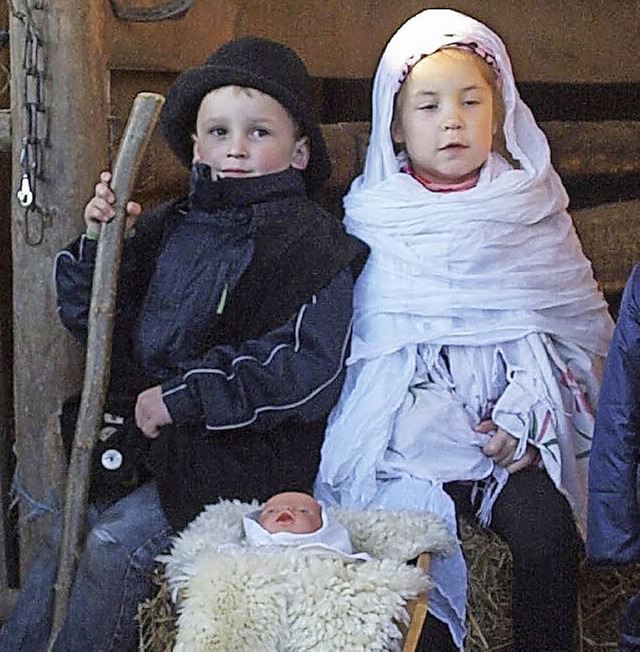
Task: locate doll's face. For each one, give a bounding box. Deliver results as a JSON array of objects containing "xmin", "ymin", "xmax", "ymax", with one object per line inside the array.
[
  {"xmin": 259, "ymin": 492, "xmax": 322, "ymax": 534},
  {"xmin": 391, "ymin": 49, "xmax": 497, "ymax": 185},
  {"xmin": 192, "ymin": 85, "xmax": 310, "ymax": 179}
]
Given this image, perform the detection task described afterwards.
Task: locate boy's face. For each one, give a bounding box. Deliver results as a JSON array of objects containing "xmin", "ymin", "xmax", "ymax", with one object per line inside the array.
[
  {"xmin": 192, "ymin": 86, "xmax": 310, "ymax": 179},
  {"xmin": 391, "ymin": 50, "xmax": 495, "ymax": 186},
  {"xmin": 259, "ymin": 492, "xmax": 322, "ymax": 534}
]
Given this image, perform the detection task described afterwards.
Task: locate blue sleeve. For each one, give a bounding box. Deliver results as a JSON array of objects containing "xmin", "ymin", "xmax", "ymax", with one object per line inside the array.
[
  {"xmin": 587, "ymin": 264, "xmax": 640, "ymax": 565},
  {"xmin": 54, "ymin": 234, "xmax": 100, "ymax": 341},
  {"xmin": 54, "ymin": 208, "xmax": 167, "ymax": 345},
  {"xmin": 160, "ymin": 268, "xmax": 354, "ymax": 432}
]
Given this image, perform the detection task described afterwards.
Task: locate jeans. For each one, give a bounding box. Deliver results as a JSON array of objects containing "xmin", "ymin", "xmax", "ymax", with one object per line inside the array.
[{"xmin": 0, "ymin": 481, "xmax": 174, "ymax": 652}]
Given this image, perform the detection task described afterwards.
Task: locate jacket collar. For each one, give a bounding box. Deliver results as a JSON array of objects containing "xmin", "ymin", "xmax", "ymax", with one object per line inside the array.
[{"xmin": 189, "ymin": 163, "xmax": 308, "ymax": 211}]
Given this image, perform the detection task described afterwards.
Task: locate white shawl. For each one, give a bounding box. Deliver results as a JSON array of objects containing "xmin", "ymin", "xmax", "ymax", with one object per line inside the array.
[{"xmin": 315, "ymin": 8, "xmax": 613, "ymax": 648}]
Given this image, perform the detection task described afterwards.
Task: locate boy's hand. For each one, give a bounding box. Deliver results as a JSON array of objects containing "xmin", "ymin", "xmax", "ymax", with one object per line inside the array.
[
  {"xmin": 135, "ymin": 386, "xmax": 173, "ymax": 439},
  {"xmin": 477, "ymin": 420, "xmax": 541, "ymax": 473},
  {"xmin": 84, "ymin": 171, "xmax": 141, "ymax": 237}
]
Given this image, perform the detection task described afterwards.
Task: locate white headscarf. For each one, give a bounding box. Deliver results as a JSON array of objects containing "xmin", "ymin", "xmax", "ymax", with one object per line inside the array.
[{"xmin": 341, "ymin": 8, "xmax": 612, "ymax": 362}]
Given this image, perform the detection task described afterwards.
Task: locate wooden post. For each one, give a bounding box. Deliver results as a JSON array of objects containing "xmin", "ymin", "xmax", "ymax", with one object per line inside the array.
[
  {"xmin": 0, "ymin": 0, "xmax": 14, "ymax": 600},
  {"xmin": 9, "ymin": 0, "xmax": 109, "ymax": 578}
]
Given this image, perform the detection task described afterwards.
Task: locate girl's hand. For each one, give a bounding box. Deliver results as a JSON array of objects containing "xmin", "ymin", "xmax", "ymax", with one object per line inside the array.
[
  {"xmin": 83, "ymin": 171, "xmax": 141, "ymax": 236},
  {"xmin": 477, "ymin": 420, "xmax": 541, "ymax": 473},
  {"xmin": 135, "ymin": 385, "xmax": 173, "ymax": 439}
]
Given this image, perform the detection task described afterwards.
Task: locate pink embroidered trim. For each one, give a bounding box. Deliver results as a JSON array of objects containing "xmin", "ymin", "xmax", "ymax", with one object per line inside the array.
[
  {"xmin": 397, "ymin": 39, "xmax": 500, "ymax": 91},
  {"xmin": 404, "ymin": 166, "xmax": 480, "ymax": 192}
]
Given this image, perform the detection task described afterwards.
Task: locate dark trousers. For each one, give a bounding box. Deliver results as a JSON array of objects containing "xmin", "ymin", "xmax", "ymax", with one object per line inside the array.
[{"xmin": 419, "ymin": 468, "xmax": 582, "ymax": 651}]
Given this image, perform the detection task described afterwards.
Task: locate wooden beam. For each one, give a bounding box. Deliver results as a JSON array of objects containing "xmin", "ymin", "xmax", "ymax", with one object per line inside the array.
[
  {"xmin": 0, "ymin": 110, "xmax": 9, "ymax": 153},
  {"xmin": 542, "ymin": 121, "xmax": 640, "ymax": 179},
  {"xmin": 105, "ymin": 115, "xmax": 640, "ymax": 222},
  {"xmin": 10, "ymin": 0, "xmax": 109, "ymax": 578}
]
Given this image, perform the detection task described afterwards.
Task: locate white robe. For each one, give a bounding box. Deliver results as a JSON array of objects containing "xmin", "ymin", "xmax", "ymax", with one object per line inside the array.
[{"xmin": 315, "ymin": 8, "xmax": 613, "ymax": 648}]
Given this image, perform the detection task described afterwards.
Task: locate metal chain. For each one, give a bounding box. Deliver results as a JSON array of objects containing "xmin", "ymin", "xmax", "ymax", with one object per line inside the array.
[{"xmin": 8, "ymin": 0, "xmax": 52, "ymax": 246}]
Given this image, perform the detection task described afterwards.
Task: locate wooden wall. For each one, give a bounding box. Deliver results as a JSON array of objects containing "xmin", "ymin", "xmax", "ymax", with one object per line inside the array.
[
  {"xmin": 2, "ymin": 0, "xmax": 639, "ymax": 589},
  {"xmin": 108, "ymin": 0, "xmax": 640, "ymax": 214},
  {"xmin": 106, "ymin": 0, "xmax": 639, "ymax": 81}
]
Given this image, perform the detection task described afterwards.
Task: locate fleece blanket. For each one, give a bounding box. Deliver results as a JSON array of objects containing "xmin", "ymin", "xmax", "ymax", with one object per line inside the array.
[{"xmin": 160, "ymin": 500, "xmax": 454, "ymax": 651}]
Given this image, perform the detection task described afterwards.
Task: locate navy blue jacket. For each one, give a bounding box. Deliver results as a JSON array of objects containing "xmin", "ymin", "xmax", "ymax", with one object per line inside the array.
[
  {"xmin": 587, "ymin": 264, "xmax": 640, "ymax": 565},
  {"xmin": 55, "ymin": 167, "xmax": 368, "ymax": 528}
]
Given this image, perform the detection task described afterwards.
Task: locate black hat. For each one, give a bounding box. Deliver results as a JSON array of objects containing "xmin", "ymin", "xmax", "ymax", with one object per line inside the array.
[{"xmin": 160, "ymin": 36, "xmax": 331, "ymax": 191}]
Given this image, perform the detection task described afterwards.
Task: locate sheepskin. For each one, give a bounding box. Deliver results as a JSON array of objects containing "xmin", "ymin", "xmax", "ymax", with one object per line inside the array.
[{"xmin": 160, "ymin": 500, "xmax": 454, "ymax": 651}]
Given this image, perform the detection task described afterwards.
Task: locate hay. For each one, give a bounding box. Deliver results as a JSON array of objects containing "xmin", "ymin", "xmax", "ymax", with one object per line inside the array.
[
  {"xmin": 460, "ymin": 518, "xmax": 640, "ymax": 651},
  {"xmin": 138, "ymin": 527, "xmax": 640, "ymax": 651},
  {"xmin": 137, "ymin": 565, "xmax": 177, "ymax": 652},
  {"xmin": 460, "ymin": 519, "xmax": 514, "ymax": 651}
]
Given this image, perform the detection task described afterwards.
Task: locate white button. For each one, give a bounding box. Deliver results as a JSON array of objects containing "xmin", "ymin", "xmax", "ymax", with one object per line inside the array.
[{"xmin": 101, "ymin": 449, "xmax": 123, "ymax": 471}]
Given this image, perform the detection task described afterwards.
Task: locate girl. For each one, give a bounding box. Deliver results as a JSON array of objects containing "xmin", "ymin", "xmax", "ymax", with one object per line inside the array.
[{"xmin": 316, "ymin": 9, "xmax": 613, "ymax": 650}]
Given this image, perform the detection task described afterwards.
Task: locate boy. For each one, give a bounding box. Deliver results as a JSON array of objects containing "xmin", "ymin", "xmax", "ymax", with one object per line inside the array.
[{"xmin": 1, "ymin": 36, "xmax": 367, "ymax": 651}]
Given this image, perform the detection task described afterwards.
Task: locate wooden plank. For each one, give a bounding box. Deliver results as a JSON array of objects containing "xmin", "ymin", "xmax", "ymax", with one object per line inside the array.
[
  {"xmin": 0, "ymin": 110, "xmax": 8, "ymax": 153},
  {"xmin": 318, "ymin": 121, "xmax": 640, "ymax": 192},
  {"xmin": 401, "ymin": 553, "xmax": 430, "ymax": 652},
  {"xmin": 0, "ymin": 3, "xmax": 12, "ymax": 588},
  {"xmin": 572, "ymin": 200, "xmax": 640, "ymax": 295},
  {"xmin": 106, "ymin": 0, "xmax": 640, "ymax": 83},
  {"xmin": 542, "ymin": 121, "xmax": 640, "ymax": 179},
  {"xmin": 102, "ymin": 107, "xmax": 640, "ymax": 218},
  {"xmin": 107, "ymin": 0, "xmax": 238, "ymax": 72}
]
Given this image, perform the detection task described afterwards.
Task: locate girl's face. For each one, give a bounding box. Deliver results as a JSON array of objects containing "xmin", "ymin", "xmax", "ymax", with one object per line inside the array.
[{"xmin": 392, "ymin": 50, "xmax": 496, "ymax": 186}]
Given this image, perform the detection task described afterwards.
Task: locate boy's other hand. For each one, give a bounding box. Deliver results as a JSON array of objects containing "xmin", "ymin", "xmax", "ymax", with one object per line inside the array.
[
  {"xmin": 84, "ymin": 171, "xmax": 142, "ymax": 236},
  {"xmin": 135, "ymin": 385, "xmax": 173, "ymax": 439},
  {"xmin": 477, "ymin": 420, "xmax": 540, "ymax": 473}
]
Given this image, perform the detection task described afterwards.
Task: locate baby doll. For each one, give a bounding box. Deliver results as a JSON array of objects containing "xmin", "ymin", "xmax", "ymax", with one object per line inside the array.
[{"xmin": 258, "ymin": 491, "xmax": 323, "ymax": 534}]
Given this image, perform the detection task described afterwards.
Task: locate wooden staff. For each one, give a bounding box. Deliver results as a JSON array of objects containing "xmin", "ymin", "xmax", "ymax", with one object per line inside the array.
[{"xmin": 48, "ymin": 92, "xmax": 165, "ymax": 649}]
